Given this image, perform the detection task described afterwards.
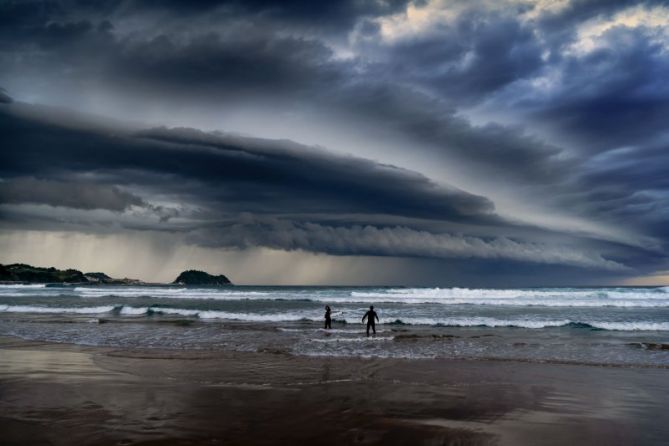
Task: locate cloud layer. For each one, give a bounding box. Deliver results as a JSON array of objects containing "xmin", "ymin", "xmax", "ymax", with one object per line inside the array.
[{"xmin": 1, "ymin": 0, "xmax": 668, "ymax": 283}]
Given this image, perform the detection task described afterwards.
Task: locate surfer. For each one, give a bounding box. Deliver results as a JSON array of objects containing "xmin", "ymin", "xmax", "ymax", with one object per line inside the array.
[
  {"xmin": 324, "ymin": 305, "xmax": 332, "ymax": 329},
  {"xmin": 362, "ymin": 305, "xmax": 379, "ymax": 336}
]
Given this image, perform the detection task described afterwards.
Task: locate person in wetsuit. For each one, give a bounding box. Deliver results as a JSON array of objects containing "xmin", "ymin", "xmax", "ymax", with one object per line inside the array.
[
  {"xmin": 362, "ymin": 305, "xmax": 379, "ymax": 336},
  {"xmin": 324, "ymin": 305, "xmax": 332, "ymax": 329}
]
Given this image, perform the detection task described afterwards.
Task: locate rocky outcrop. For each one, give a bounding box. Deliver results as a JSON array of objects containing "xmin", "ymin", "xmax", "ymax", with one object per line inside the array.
[{"xmin": 172, "ymin": 270, "xmax": 231, "ymax": 286}]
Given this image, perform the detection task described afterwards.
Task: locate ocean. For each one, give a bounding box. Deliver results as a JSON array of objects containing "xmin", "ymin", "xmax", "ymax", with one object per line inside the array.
[{"xmin": 1, "ymin": 284, "xmax": 669, "ymax": 366}]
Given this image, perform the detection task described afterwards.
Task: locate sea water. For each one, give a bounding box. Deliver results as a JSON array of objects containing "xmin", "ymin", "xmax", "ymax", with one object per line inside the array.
[{"xmin": 1, "ymin": 284, "xmax": 668, "ymax": 366}]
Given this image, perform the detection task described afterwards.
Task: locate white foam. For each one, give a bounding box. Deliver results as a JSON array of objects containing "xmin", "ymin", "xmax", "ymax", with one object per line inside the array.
[
  {"xmin": 346, "ymin": 287, "xmax": 669, "ymax": 307},
  {"xmin": 120, "ymin": 306, "xmax": 149, "ymax": 315},
  {"xmin": 2, "ymin": 303, "xmax": 667, "ymax": 331},
  {"xmin": 196, "ymin": 310, "xmax": 319, "ymax": 321},
  {"xmin": 74, "ymin": 286, "xmax": 270, "ymax": 300},
  {"xmin": 0, "ymin": 284, "xmax": 47, "ymax": 288},
  {"xmin": 0, "ymin": 283, "xmax": 64, "ymax": 297},
  {"xmin": 309, "ymin": 336, "xmax": 394, "ymax": 343},
  {"xmin": 129, "ymin": 309, "xmax": 669, "ymax": 331},
  {"xmin": 0, "ymin": 304, "xmax": 116, "ymax": 314},
  {"xmin": 588, "ymin": 321, "xmax": 669, "ymax": 331},
  {"xmin": 145, "ymin": 307, "xmax": 320, "ymax": 321},
  {"xmin": 152, "ymin": 307, "xmax": 200, "ymax": 316},
  {"xmin": 5, "ymin": 285, "xmax": 669, "ymax": 308},
  {"xmin": 278, "ymin": 327, "xmax": 388, "ymax": 334},
  {"xmin": 111, "ymin": 308, "xmax": 669, "ymax": 331}
]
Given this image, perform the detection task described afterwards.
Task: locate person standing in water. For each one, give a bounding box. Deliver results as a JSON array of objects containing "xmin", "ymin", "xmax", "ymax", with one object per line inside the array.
[
  {"xmin": 324, "ymin": 305, "xmax": 332, "ymax": 329},
  {"xmin": 362, "ymin": 305, "xmax": 379, "ymax": 336}
]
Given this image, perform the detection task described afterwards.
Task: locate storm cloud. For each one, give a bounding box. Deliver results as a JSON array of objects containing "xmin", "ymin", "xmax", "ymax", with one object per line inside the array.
[
  {"xmin": 0, "ymin": 102, "xmax": 495, "ymax": 222},
  {"xmin": 1, "ymin": 0, "xmax": 668, "ymax": 284},
  {"xmin": 186, "ymin": 219, "xmax": 628, "ymax": 271},
  {"xmin": 0, "ymin": 100, "xmax": 630, "ymax": 273},
  {"xmin": 0, "ymin": 177, "xmax": 145, "ymax": 211}
]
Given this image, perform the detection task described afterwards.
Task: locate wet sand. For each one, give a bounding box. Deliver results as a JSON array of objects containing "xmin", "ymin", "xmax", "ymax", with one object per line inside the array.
[{"xmin": 1, "ymin": 336, "xmax": 669, "ymax": 445}]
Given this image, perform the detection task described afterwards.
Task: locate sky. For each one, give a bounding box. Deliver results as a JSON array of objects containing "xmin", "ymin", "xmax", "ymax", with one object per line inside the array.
[{"xmin": 1, "ymin": 0, "xmax": 669, "ymax": 286}]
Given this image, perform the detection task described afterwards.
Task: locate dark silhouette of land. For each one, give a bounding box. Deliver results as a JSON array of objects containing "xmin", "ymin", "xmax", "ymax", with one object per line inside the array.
[
  {"xmin": 0, "ymin": 263, "xmax": 141, "ymax": 285},
  {"xmin": 172, "ymin": 269, "xmax": 231, "ymax": 285},
  {"xmin": 0, "ymin": 263, "xmax": 233, "ymax": 286}
]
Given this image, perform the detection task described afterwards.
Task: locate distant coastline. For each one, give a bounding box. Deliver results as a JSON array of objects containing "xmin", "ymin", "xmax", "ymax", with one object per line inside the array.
[{"xmin": 0, "ymin": 263, "xmax": 232, "ymax": 286}]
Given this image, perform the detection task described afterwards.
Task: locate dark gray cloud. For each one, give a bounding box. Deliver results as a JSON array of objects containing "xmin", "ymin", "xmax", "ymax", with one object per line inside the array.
[
  {"xmin": 0, "ymin": 0, "xmax": 581, "ymax": 189},
  {"xmin": 566, "ymin": 137, "xmax": 669, "ymax": 237},
  {"xmin": 374, "ymin": 13, "xmax": 545, "ymax": 104},
  {"xmin": 123, "ymin": 0, "xmax": 419, "ymax": 30},
  {"xmin": 0, "ymin": 177, "xmax": 145, "ymax": 211},
  {"xmin": 0, "ymin": 101, "xmax": 631, "ymax": 272},
  {"xmin": 513, "ymin": 27, "xmax": 669, "ymax": 152},
  {"xmin": 335, "ymin": 83, "xmax": 575, "ymax": 184},
  {"xmin": 114, "ymin": 34, "xmax": 343, "ymax": 102},
  {"xmin": 0, "ymin": 88, "xmax": 11, "ymax": 104},
  {"xmin": 0, "ymin": 102, "xmax": 495, "ymax": 222},
  {"xmin": 1, "ymin": 0, "xmax": 668, "ymax": 282},
  {"xmin": 186, "ymin": 217, "xmax": 628, "ymax": 271}
]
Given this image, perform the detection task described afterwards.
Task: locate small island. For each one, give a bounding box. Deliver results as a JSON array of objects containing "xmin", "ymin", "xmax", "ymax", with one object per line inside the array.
[
  {"xmin": 0, "ymin": 263, "xmax": 232, "ymax": 286},
  {"xmin": 172, "ymin": 270, "xmax": 231, "ymax": 286}
]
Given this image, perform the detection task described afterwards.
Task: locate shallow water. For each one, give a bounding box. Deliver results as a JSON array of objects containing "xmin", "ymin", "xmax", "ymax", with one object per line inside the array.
[{"xmin": 1, "ymin": 284, "xmax": 669, "ymax": 365}]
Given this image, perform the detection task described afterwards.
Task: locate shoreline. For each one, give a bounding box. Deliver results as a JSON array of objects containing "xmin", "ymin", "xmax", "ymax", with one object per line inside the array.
[
  {"xmin": 4, "ymin": 312, "xmax": 669, "ymax": 368},
  {"xmin": 7, "ymin": 330, "xmax": 669, "ymax": 369},
  {"xmin": 2, "ymin": 335, "xmax": 669, "ymax": 445}
]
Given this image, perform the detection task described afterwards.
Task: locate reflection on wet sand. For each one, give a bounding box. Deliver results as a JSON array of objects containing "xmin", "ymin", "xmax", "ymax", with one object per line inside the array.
[
  {"xmin": 0, "ymin": 349, "xmax": 110, "ymax": 380},
  {"xmin": 1, "ymin": 336, "xmax": 669, "ymax": 445}
]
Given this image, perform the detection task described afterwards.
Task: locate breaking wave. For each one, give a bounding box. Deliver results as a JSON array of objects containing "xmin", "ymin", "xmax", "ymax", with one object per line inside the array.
[
  {"xmin": 73, "ymin": 286, "xmax": 271, "ymax": 299},
  {"xmin": 0, "ymin": 284, "xmax": 46, "ymax": 288},
  {"xmin": 347, "ymin": 287, "xmax": 669, "ymax": 307},
  {"xmin": 3, "ymin": 284, "xmax": 669, "ymax": 308},
  {"xmin": 2, "ymin": 304, "xmax": 669, "ymax": 331},
  {"xmin": 0, "ymin": 304, "xmax": 116, "ymax": 314}
]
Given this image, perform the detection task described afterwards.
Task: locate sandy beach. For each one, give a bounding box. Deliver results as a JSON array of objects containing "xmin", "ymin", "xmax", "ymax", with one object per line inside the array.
[{"xmin": 2, "ymin": 335, "xmax": 668, "ymax": 445}]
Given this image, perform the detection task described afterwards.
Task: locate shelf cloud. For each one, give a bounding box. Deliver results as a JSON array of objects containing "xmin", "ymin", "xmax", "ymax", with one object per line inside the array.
[{"xmin": 1, "ymin": 0, "xmax": 667, "ymax": 284}]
